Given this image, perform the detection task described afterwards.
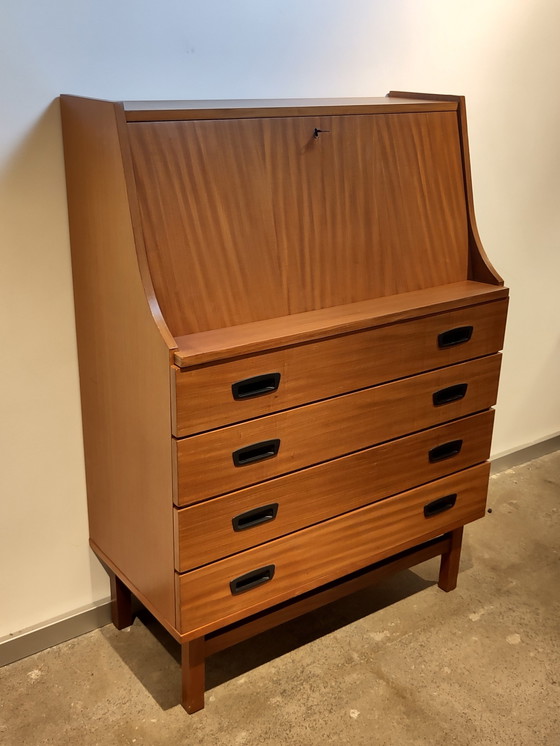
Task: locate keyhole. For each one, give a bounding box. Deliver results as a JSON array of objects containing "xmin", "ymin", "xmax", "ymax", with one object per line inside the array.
[{"xmin": 313, "ymin": 128, "xmax": 331, "ymax": 139}]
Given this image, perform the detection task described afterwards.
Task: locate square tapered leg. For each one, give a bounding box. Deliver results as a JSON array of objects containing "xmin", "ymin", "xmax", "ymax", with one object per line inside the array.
[
  {"xmin": 182, "ymin": 638, "xmax": 206, "ymax": 713},
  {"xmin": 109, "ymin": 571, "xmax": 133, "ymax": 630},
  {"xmin": 438, "ymin": 527, "xmax": 464, "ymax": 592}
]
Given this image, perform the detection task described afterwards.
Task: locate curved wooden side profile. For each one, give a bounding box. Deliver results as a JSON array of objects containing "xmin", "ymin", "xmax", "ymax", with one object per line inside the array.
[
  {"xmin": 113, "ymin": 101, "xmax": 179, "ymax": 353},
  {"xmin": 388, "ymin": 90, "xmax": 503, "ymax": 286},
  {"xmin": 60, "ymin": 95, "xmax": 177, "ymax": 628}
]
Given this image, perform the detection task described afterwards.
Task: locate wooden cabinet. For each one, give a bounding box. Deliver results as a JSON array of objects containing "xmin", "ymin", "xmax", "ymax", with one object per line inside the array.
[{"xmin": 60, "ymin": 92, "xmax": 508, "ymax": 713}]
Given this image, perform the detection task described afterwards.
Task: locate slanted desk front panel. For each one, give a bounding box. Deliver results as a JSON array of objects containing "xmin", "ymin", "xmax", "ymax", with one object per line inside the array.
[{"xmin": 128, "ymin": 112, "xmax": 468, "ymax": 337}]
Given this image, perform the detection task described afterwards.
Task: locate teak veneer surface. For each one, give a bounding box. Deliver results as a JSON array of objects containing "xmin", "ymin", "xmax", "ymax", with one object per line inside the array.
[
  {"xmin": 123, "ymin": 96, "xmax": 457, "ymax": 121},
  {"xmin": 60, "ymin": 97, "xmax": 176, "ymax": 625},
  {"xmin": 175, "ymin": 354, "xmax": 501, "ymax": 503},
  {"xmin": 129, "ymin": 111, "xmax": 468, "ymax": 336},
  {"xmin": 173, "ymin": 282, "xmax": 508, "ymax": 368},
  {"xmin": 388, "ymin": 91, "xmax": 503, "ymax": 287},
  {"xmin": 173, "ymin": 298, "xmax": 507, "ymax": 436},
  {"xmin": 177, "ymin": 464, "xmax": 490, "ymax": 635},
  {"xmin": 174, "ymin": 411, "xmax": 494, "ymax": 570},
  {"xmin": 203, "ymin": 535, "xmax": 453, "ymax": 656},
  {"xmin": 60, "ymin": 92, "xmax": 508, "ymax": 712}
]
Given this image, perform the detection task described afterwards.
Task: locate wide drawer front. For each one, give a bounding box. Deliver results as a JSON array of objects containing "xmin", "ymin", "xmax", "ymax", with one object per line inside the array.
[
  {"xmin": 176, "ymin": 463, "xmax": 490, "ymax": 635},
  {"xmin": 173, "ymin": 299, "xmax": 508, "ymax": 436},
  {"xmin": 174, "ymin": 354, "xmax": 501, "ymax": 504},
  {"xmin": 174, "ymin": 410, "xmax": 494, "ymax": 570}
]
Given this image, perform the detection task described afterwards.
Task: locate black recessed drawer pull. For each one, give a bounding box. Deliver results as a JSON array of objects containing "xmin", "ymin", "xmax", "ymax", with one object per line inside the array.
[
  {"xmin": 424, "ymin": 493, "xmax": 457, "ymax": 518},
  {"xmin": 438, "ymin": 325, "xmax": 473, "ymax": 348},
  {"xmin": 232, "ymin": 503, "xmax": 279, "ymax": 532},
  {"xmin": 432, "ymin": 383, "xmax": 468, "ymax": 406},
  {"xmin": 232, "ymin": 373, "xmax": 281, "ymax": 401},
  {"xmin": 230, "ymin": 565, "xmax": 276, "ymax": 595},
  {"xmin": 428, "ymin": 439, "xmax": 463, "ymax": 463},
  {"xmin": 232, "ymin": 439, "xmax": 281, "ymax": 467}
]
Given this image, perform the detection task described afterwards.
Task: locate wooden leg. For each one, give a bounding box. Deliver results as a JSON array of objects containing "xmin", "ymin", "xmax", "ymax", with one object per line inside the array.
[
  {"xmin": 438, "ymin": 527, "xmax": 464, "ymax": 592},
  {"xmin": 109, "ymin": 572, "xmax": 133, "ymax": 629},
  {"xmin": 181, "ymin": 638, "xmax": 206, "ymax": 714}
]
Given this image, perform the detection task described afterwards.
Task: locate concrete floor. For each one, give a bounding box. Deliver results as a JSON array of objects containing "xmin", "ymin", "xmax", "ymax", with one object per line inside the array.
[{"xmin": 1, "ymin": 452, "xmax": 559, "ymax": 746}]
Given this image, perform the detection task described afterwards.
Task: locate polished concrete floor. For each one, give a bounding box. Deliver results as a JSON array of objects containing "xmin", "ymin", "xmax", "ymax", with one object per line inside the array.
[{"xmin": 1, "ymin": 451, "xmax": 559, "ymax": 745}]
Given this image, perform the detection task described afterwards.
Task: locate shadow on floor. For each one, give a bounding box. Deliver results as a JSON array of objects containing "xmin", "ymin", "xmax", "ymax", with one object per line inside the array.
[{"xmin": 101, "ymin": 563, "xmax": 437, "ymax": 710}]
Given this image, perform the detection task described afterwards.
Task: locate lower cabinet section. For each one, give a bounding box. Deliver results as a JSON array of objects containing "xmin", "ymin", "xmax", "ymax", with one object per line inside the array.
[
  {"xmin": 172, "ymin": 298, "xmax": 509, "ymax": 436},
  {"xmin": 174, "ymin": 410, "xmax": 494, "ymax": 571},
  {"xmin": 176, "ymin": 462, "xmax": 490, "ymax": 635},
  {"xmin": 174, "ymin": 354, "xmax": 501, "ymax": 503}
]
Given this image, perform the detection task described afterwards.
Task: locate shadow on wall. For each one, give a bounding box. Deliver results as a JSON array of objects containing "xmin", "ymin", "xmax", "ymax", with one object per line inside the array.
[
  {"xmin": 1, "ymin": 98, "xmax": 69, "ymax": 245},
  {"xmin": 1, "ymin": 97, "xmax": 75, "ymax": 352},
  {"xmin": 0, "ymin": 97, "xmax": 109, "ymax": 636}
]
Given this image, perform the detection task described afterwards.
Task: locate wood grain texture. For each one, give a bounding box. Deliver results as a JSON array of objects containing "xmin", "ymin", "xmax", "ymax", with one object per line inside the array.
[
  {"xmin": 181, "ymin": 638, "xmax": 205, "ymax": 713},
  {"xmin": 175, "ymin": 354, "xmax": 502, "ymax": 503},
  {"xmin": 173, "ymin": 299, "xmax": 508, "ymax": 436},
  {"xmin": 93, "ymin": 541, "xmax": 182, "ymax": 642},
  {"xmin": 114, "ymin": 105, "xmax": 178, "ymax": 352},
  {"xmin": 61, "ymin": 94, "xmax": 507, "ymax": 707},
  {"xmin": 60, "ymin": 96, "xmax": 176, "ymax": 627},
  {"xmin": 128, "ymin": 111, "xmax": 468, "ymax": 336},
  {"xmin": 269, "ymin": 112, "xmax": 468, "ymax": 314},
  {"xmin": 129, "ymin": 118, "xmax": 288, "ymax": 334},
  {"xmin": 180, "ymin": 534, "xmax": 454, "ymax": 708},
  {"xmin": 173, "ymin": 282, "xmax": 509, "ymax": 368},
  {"xmin": 204, "ymin": 534, "xmax": 452, "ymax": 654},
  {"xmin": 438, "ymin": 526, "xmax": 464, "ymax": 592},
  {"xmin": 109, "ymin": 571, "xmax": 133, "ymax": 630},
  {"xmin": 177, "ymin": 464, "xmax": 490, "ymax": 635},
  {"xmin": 123, "ymin": 97, "xmax": 457, "ymax": 122},
  {"xmin": 388, "ymin": 91, "xmax": 503, "ymax": 286},
  {"xmin": 174, "ymin": 411, "xmax": 494, "ymax": 570}
]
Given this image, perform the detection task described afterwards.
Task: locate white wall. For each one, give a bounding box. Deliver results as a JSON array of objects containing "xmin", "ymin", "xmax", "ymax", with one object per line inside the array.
[{"xmin": 1, "ymin": 0, "xmax": 559, "ymax": 638}]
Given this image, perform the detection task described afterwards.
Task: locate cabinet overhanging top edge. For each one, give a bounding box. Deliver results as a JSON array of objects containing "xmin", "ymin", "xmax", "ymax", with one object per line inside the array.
[
  {"xmin": 173, "ymin": 282, "xmax": 509, "ymax": 368},
  {"xmin": 123, "ymin": 97, "xmax": 457, "ymax": 122}
]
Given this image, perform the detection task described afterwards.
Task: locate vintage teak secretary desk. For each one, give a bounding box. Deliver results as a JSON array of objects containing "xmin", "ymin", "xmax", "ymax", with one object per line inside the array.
[{"xmin": 61, "ymin": 91, "xmax": 508, "ymax": 713}]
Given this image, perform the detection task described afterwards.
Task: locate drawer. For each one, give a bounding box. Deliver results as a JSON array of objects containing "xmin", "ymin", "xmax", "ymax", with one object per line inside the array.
[
  {"xmin": 174, "ymin": 354, "xmax": 501, "ymax": 504},
  {"xmin": 176, "ymin": 463, "xmax": 490, "ymax": 635},
  {"xmin": 174, "ymin": 410, "xmax": 494, "ymax": 570},
  {"xmin": 173, "ymin": 299, "xmax": 508, "ymax": 436}
]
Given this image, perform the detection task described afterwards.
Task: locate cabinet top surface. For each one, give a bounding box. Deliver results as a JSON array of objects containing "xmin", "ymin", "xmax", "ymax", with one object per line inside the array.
[{"xmin": 120, "ymin": 96, "xmax": 457, "ymax": 121}]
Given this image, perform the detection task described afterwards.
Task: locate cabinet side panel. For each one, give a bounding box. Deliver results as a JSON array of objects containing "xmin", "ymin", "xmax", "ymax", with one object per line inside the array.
[
  {"xmin": 60, "ymin": 96, "xmax": 176, "ymax": 627},
  {"xmin": 388, "ymin": 91, "xmax": 503, "ymax": 285}
]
